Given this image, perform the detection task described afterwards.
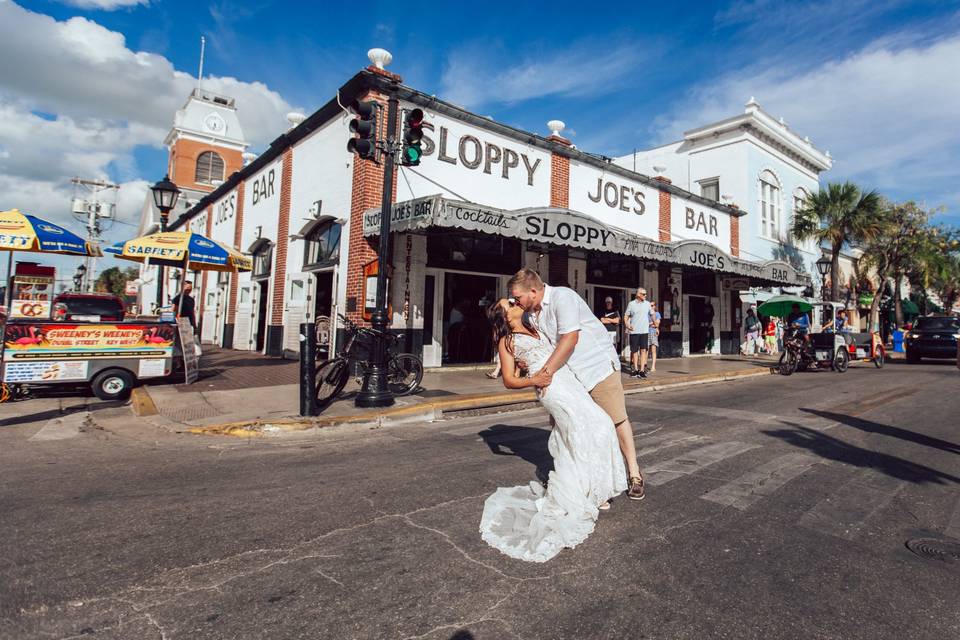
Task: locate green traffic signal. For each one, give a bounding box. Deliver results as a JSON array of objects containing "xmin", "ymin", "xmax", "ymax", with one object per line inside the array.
[{"xmin": 401, "ymin": 108, "xmax": 425, "ymax": 166}]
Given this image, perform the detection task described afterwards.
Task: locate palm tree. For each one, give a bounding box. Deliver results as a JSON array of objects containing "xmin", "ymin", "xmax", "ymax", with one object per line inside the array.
[{"xmin": 792, "ymin": 181, "xmax": 883, "ymax": 302}]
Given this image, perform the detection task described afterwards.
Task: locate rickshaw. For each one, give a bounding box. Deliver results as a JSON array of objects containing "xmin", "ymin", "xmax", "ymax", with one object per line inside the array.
[{"xmin": 759, "ymin": 296, "xmax": 851, "ymax": 376}]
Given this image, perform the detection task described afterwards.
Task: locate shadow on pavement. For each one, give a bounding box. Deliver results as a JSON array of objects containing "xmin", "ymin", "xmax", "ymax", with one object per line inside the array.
[
  {"xmin": 762, "ymin": 424, "xmax": 960, "ymax": 486},
  {"xmin": 479, "ymin": 424, "xmax": 553, "ymax": 485},
  {"xmin": 0, "ymin": 399, "xmax": 126, "ymax": 428},
  {"xmin": 800, "ymin": 408, "xmax": 960, "ymax": 455}
]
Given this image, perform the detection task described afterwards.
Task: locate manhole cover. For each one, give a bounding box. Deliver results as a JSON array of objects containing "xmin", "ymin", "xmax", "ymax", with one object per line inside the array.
[{"xmin": 905, "ymin": 538, "xmax": 960, "ymax": 564}]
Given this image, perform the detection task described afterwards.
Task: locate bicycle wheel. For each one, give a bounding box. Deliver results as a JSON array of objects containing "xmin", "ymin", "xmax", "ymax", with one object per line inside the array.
[
  {"xmin": 315, "ymin": 357, "xmax": 349, "ymax": 410},
  {"xmin": 778, "ymin": 350, "xmax": 798, "ymax": 376},
  {"xmin": 873, "ymin": 345, "xmax": 885, "ymax": 368},
  {"xmin": 388, "ymin": 353, "xmax": 423, "ymax": 396}
]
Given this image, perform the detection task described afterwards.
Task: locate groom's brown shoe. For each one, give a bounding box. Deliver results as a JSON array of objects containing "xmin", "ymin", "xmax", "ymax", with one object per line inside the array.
[{"xmin": 627, "ymin": 475, "xmax": 646, "ymax": 500}]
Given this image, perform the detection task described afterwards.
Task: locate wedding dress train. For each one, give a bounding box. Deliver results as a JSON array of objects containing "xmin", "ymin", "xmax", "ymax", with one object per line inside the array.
[{"xmin": 480, "ymin": 333, "xmax": 627, "ymax": 562}]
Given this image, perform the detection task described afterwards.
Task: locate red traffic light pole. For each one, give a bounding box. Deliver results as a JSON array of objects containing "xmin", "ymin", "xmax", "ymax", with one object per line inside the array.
[{"xmin": 355, "ymin": 90, "xmax": 399, "ymax": 408}]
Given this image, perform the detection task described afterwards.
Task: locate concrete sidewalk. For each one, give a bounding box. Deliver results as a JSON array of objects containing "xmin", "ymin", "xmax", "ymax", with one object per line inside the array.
[{"xmin": 139, "ymin": 351, "xmax": 778, "ymax": 436}]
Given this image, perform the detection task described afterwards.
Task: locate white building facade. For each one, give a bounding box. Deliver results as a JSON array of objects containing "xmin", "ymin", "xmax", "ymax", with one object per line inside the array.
[{"xmin": 159, "ymin": 63, "xmax": 812, "ymax": 363}]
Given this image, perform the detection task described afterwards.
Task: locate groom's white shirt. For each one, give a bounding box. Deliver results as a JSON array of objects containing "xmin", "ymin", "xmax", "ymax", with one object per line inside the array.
[{"xmin": 534, "ymin": 284, "xmax": 620, "ymax": 391}]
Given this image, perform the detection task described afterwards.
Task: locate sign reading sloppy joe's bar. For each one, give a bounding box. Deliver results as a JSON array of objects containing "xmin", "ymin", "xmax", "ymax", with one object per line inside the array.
[{"xmin": 362, "ymin": 197, "xmax": 810, "ymax": 285}]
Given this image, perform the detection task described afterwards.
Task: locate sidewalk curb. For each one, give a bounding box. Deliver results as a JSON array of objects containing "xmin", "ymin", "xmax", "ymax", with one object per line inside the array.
[{"xmin": 186, "ymin": 366, "xmax": 774, "ymax": 438}]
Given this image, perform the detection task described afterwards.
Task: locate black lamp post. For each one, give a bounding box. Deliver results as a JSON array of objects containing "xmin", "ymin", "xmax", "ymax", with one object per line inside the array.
[
  {"xmin": 151, "ymin": 175, "xmax": 181, "ymax": 311},
  {"xmin": 816, "ymin": 252, "xmax": 832, "ymax": 303},
  {"xmin": 355, "ymin": 91, "xmax": 399, "ymax": 408}
]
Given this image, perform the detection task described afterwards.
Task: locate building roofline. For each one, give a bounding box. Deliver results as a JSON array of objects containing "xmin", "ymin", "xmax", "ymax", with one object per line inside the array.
[{"xmin": 170, "ymin": 70, "xmax": 744, "ymax": 231}]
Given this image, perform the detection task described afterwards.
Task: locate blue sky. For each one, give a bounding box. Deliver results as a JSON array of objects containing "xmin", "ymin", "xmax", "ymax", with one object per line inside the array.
[{"xmin": 2, "ymin": 0, "xmax": 959, "ymax": 277}]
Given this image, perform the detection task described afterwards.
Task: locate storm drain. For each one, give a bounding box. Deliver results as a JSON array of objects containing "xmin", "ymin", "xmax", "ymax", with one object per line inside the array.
[{"xmin": 905, "ymin": 538, "xmax": 960, "ymax": 564}]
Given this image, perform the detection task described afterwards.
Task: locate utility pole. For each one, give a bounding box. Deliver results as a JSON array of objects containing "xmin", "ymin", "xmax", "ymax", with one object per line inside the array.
[{"xmin": 71, "ymin": 177, "xmax": 118, "ymax": 292}]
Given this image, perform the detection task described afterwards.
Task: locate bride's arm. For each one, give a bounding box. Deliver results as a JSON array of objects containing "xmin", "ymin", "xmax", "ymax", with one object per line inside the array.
[{"xmin": 498, "ymin": 340, "xmax": 548, "ymax": 390}]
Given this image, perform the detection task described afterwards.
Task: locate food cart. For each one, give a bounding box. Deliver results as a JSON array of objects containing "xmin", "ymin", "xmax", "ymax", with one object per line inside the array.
[{"xmin": 2, "ymin": 318, "xmax": 183, "ymax": 400}]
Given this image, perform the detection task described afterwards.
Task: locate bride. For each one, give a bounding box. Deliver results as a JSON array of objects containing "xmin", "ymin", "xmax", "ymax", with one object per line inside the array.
[{"xmin": 480, "ymin": 299, "xmax": 627, "ymax": 562}]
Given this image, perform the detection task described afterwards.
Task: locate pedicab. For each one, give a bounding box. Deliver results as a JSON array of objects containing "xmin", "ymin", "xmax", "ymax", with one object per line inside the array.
[{"xmin": 759, "ymin": 296, "xmax": 850, "ymax": 376}]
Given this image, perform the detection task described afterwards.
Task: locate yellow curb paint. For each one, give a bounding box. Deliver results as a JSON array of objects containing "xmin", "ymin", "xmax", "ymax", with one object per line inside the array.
[
  {"xmin": 187, "ymin": 367, "xmax": 770, "ymax": 438},
  {"xmin": 130, "ymin": 387, "xmax": 159, "ymax": 417}
]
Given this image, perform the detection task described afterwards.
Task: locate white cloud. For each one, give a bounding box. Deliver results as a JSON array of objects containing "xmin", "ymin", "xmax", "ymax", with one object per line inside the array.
[
  {"xmin": 440, "ymin": 40, "xmax": 652, "ymax": 109},
  {"xmin": 59, "ymin": 0, "xmax": 148, "ymax": 10},
  {"xmin": 0, "ymin": 1, "xmax": 297, "ymax": 280},
  {"xmin": 653, "ymin": 32, "xmax": 960, "ymax": 217}
]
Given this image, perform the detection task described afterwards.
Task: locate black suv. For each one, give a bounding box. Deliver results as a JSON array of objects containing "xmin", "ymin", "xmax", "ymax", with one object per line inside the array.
[{"xmin": 904, "ymin": 316, "xmax": 959, "ymax": 362}]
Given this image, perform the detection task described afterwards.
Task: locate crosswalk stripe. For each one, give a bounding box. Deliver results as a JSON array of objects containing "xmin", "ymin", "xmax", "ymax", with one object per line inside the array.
[
  {"xmin": 798, "ymin": 469, "xmax": 904, "ymax": 541},
  {"xmin": 701, "ymin": 453, "xmax": 820, "ymax": 510},
  {"xmin": 635, "ymin": 430, "xmax": 705, "ymax": 457},
  {"xmin": 643, "ymin": 441, "xmax": 761, "ymax": 487}
]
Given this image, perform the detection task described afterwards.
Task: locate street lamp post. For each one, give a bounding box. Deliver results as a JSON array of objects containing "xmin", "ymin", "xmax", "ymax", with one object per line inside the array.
[
  {"xmin": 150, "ymin": 175, "xmax": 181, "ymax": 312},
  {"xmin": 355, "ymin": 91, "xmax": 399, "ymax": 408},
  {"xmin": 816, "ymin": 252, "xmax": 832, "ymax": 302}
]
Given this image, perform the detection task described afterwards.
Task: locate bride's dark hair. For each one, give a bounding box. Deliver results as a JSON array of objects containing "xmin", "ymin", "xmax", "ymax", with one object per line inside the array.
[{"xmin": 486, "ymin": 301, "xmax": 514, "ymax": 356}]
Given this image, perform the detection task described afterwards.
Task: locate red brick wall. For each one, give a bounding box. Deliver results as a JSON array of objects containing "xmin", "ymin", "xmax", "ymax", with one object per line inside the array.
[
  {"xmin": 169, "ymin": 138, "xmax": 243, "ymax": 192},
  {"xmin": 270, "ymin": 149, "xmax": 293, "ymax": 325},
  {"xmin": 657, "ymin": 184, "xmax": 671, "ymax": 242},
  {"xmin": 228, "ymin": 180, "xmax": 245, "ymax": 323},
  {"xmin": 344, "ymin": 91, "xmax": 397, "ymax": 325},
  {"xmin": 730, "ymin": 215, "xmax": 740, "ymax": 257},
  {"xmin": 549, "ymin": 149, "xmax": 570, "ymax": 208}
]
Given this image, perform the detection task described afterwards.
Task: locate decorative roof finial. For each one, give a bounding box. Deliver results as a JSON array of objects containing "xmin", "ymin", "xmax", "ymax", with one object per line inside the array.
[{"xmin": 367, "ymin": 48, "xmax": 393, "ymax": 70}]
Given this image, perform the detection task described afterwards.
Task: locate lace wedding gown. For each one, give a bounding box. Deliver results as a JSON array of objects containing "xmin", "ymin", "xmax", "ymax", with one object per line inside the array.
[{"xmin": 480, "ymin": 333, "xmax": 627, "ymax": 562}]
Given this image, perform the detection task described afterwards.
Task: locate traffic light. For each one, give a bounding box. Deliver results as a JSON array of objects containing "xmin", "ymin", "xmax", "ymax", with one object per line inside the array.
[
  {"xmin": 401, "ymin": 108, "xmax": 424, "ymax": 166},
  {"xmin": 347, "ymin": 100, "xmax": 378, "ymax": 160}
]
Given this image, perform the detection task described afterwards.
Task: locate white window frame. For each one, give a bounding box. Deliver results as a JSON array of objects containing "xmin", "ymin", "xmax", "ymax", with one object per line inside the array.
[
  {"xmin": 791, "ymin": 187, "xmax": 810, "ymax": 244},
  {"xmin": 759, "ymin": 170, "xmax": 782, "ymax": 241},
  {"xmin": 698, "ymin": 178, "xmax": 720, "ymax": 202}
]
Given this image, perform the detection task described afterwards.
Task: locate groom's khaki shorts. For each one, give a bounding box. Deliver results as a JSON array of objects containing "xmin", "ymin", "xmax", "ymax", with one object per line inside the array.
[{"xmin": 589, "ymin": 371, "xmax": 628, "ymax": 426}]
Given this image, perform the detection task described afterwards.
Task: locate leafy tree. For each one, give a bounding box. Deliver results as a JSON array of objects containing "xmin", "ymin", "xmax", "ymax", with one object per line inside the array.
[
  {"xmin": 858, "ymin": 200, "xmax": 929, "ymax": 330},
  {"xmin": 94, "ymin": 266, "xmax": 139, "ymax": 298},
  {"xmin": 792, "ymin": 182, "xmax": 883, "ymax": 302}
]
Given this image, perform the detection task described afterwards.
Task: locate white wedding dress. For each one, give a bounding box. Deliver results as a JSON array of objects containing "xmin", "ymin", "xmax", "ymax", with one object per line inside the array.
[{"xmin": 480, "ymin": 333, "xmax": 628, "ymax": 562}]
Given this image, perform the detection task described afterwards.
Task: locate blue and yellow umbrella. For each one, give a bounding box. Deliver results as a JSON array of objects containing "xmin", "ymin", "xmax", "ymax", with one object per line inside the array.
[
  {"xmin": 0, "ymin": 209, "xmax": 101, "ymax": 256},
  {"xmin": 105, "ymin": 231, "xmax": 251, "ymax": 273}
]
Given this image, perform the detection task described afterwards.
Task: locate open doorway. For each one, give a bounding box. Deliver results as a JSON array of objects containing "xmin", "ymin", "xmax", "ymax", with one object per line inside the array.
[
  {"xmin": 443, "ymin": 272, "xmax": 497, "ymax": 364},
  {"xmin": 688, "ymin": 295, "xmax": 715, "ymax": 354},
  {"xmin": 593, "ymin": 286, "xmax": 624, "ymax": 355},
  {"xmin": 313, "ymin": 271, "xmax": 334, "ymax": 359},
  {"xmin": 255, "ymin": 279, "xmax": 269, "ymax": 352}
]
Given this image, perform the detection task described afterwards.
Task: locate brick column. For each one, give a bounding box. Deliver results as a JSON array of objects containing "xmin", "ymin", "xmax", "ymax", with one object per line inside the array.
[
  {"xmin": 227, "ymin": 181, "xmax": 246, "ymax": 324},
  {"xmin": 264, "ymin": 149, "xmax": 293, "ymax": 355},
  {"xmin": 730, "ymin": 214, "xmax": 740, "ymax": 257},
  {"xmin": 344, "ymin": 78, "xmax": 400, "ymax": 326},
  {"xmin": 655, "ymin": 177, "xmax": 671, "ymax": 242},
  {"xmin": 548, "ymin": 138, "xmax": 571, "ymax": 208}
]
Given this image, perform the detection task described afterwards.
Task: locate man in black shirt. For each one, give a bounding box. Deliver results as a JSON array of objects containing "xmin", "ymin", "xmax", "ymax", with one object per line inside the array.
[
  {"xmin": 171, "ymin": 280, "xmax": 196, "ymax": 331},
  {"xmin": 598, "ymin": 295, "xmax": 621, "ymax": 353}
]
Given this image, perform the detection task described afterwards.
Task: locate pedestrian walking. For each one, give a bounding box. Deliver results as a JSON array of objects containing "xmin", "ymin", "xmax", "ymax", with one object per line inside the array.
[
  {"xmin": 648, "ymin": 300, "xmax": 661, "ymax": 373},
  {"xmin": 625, "ymin": 287, "xmax": 651, "ymax": 378},
  {"xmin": 741, "ymin": 305, "xmax": 762, "ymax": 355},
  {"xmin": 765, "ymin": 316, "xmax": 778, "ymax": 356}
]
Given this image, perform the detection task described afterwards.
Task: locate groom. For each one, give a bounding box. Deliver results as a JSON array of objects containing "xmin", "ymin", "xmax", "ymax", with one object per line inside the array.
[{"xmin": 508, "ymin": 268, "xmax": 645, "ymax": 500}]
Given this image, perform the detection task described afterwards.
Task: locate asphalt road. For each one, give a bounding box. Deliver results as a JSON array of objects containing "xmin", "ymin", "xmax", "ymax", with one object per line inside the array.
[{"xmin": 1, "ymin": 359, "xmax": 959, "ymax": 639}]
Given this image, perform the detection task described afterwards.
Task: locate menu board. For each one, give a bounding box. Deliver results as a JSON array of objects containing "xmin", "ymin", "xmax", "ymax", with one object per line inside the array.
[{"xmin": 177, "ymin": 318, "xmax": 199, "ymax": 384}]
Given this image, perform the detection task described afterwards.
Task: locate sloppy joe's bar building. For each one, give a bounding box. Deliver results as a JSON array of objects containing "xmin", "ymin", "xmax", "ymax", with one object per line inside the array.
[{"xmin": 167, "ymin": 58, "xmax": 809, "ymax": 364}]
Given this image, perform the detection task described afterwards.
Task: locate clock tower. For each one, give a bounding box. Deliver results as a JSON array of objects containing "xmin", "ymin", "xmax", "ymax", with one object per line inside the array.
[{"xmin": 164, "ymin": 88, "xmax": 248, "ymax": 192}]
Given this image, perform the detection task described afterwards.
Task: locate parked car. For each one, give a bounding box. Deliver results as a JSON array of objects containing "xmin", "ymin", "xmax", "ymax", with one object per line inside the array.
[
  {"xmin": 904, "ymin": 315, "xmax": 960, "ymax": 362},
  {"xmin": 51, "ymin": 292, "xmax": 126, "ymax": 322}
]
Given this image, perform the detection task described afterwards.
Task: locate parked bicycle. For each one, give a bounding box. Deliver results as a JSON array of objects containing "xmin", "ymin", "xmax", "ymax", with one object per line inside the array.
[{"xmin": 314, "ymin": 313, "xmax": 423, "ymax": 410}]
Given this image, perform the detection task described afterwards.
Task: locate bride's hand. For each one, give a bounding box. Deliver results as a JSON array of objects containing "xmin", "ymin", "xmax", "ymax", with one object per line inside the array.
[{"xmin": 531, "ymin": 368, "xmax": 552, "ymax": 389}]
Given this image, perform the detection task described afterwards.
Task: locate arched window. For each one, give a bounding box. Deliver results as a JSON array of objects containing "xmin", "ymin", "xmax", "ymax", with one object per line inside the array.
[
  {"xmin": 759, "ymin": 170, "xmax": 781, "ymax": 240},
  {"xmin": 195, "ymin": 151, "xmax": 225, "ymax": 184},
  {"xmin": 303, "ymin": 221, "xmax": 342, "ymax": 268}
]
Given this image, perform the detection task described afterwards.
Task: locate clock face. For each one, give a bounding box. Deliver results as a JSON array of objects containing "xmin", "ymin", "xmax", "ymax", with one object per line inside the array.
[{"xmin": 203, "ymin": 112, "xmax": 226, "ymax": 134}]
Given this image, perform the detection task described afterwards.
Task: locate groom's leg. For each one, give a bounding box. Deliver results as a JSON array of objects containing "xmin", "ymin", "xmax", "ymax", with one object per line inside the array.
[{"xmin": 589, "ymin": 372, "xmax": 642, "ymax": 480}]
